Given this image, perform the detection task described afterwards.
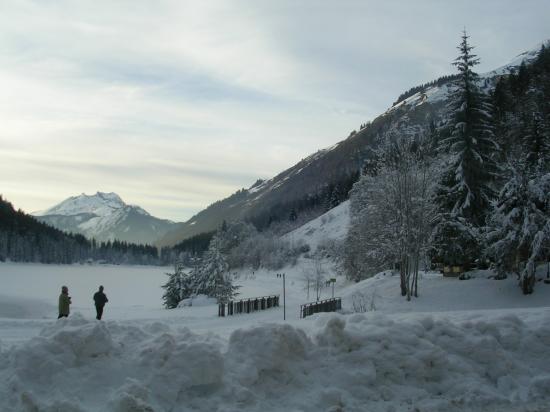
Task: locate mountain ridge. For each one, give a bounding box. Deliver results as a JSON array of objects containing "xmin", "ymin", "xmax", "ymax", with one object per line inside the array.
[
  {"xmin": 34, "ymin": 192, "xmax": 176, "ymax": 245},
  {"xmin": 157, "ymin": 39, "xmax": 549, "ymax": 247}
]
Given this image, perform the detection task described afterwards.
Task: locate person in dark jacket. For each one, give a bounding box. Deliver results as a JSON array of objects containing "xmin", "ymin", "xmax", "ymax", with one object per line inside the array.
[
  {"xmin": 58, "ymin": 285, "xmax": 71, "ymax": 318},
  {"xmin": 93, "ymin": 285, "xmax": 109, "ymax": 320}
]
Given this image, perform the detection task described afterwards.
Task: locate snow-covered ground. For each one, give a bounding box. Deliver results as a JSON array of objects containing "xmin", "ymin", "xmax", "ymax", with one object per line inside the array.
[
  {"xmin": 283, "ymin": 201, "xmax": 349, "ymax": 253},
  {"xmin": 1, "ymin": 259, "xmax": 550, "ymax": 411}
]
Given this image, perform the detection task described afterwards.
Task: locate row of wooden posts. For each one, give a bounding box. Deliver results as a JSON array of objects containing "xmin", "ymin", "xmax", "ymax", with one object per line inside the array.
[
  {"xmin": 217, "ymin": 295, "xmax": 342, "ymax": 319},
  {"xmin": 218, "ymin": 295, "xmax": 280, "ymax": 317},
  {"xmin": 300, "ymin": 298, "xmax": 342, "ymax": 319}
]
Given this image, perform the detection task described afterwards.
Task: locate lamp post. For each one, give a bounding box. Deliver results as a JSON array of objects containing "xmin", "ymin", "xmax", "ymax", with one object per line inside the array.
[
  {"xmin": 277, "ymin": 273, "xmax": 285, "ymax": 320},
  {"xmin": 329, "ymin": 278, "xmax": 336, "ymax": 298}
]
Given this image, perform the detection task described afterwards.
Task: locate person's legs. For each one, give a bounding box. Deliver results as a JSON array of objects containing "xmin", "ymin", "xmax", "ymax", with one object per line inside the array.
[{"xmin": 96, "ymin": 305, "xmax": 104, "ymax": 320}]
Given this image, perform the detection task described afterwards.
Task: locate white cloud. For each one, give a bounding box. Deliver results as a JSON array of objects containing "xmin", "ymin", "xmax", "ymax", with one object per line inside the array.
[{"xmin": 0, "ymin": 0, "xmax": 548, "ymax": 221}]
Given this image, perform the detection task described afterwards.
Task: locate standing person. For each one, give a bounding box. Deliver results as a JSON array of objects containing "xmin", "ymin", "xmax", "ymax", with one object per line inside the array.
[
  {"xmin": 58, "ymin": 285, "xmax": 71, "ymax": 318},
  {"xmin": 93, "ymin": 285, "xmax": 109, "ymax": 320}
]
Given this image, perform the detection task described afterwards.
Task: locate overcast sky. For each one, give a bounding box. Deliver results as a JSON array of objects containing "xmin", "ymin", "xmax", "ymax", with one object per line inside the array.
[{"xmin": 1, "ymin": 0, "xmax": 548, "ymax": 221}]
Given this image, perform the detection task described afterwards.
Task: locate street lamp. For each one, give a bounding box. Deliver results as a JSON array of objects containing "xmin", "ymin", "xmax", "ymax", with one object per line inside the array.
[
  {"xmin": 329, "ymin": 278, "xmax": 336, "ymax": 298},
  {"xmin": 277, "ymin": 273, "xmax": 285, "ymax": 320}
]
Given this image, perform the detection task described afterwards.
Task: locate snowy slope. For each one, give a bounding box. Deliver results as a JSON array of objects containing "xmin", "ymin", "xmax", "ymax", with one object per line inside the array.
[
  {"xmin": 34, "ymin": 192, "xmax": 176, "ymax": 244},
  {"xmin": 283, "ymin": 200, "xmax": 350, "ymax": 252},
  {"xmin": 387, "ymin": 40, "xmax": 550, "ymax": 115},
  {"xmin": 485, "ymin": 39, "xmax": 550, "ymax": 77}
]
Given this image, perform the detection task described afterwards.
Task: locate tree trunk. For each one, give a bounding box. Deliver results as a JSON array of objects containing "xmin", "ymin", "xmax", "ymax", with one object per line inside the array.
[
  {"xmin": 406, "ymin": 255, "xmax": 412, "ymax": 301},
  {"xmin": 413, "ymin": 252, "xmax": 419, "ymax": 298},
  {"xmin": 400, "ymin": 258, "xmax": 407, "ymax": 296}
]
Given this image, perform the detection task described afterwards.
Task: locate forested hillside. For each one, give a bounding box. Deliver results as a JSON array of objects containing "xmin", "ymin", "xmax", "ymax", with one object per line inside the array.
[
  {"xmin": 345, "ymin": 35, "xmax": 550, "ymax": 296},
  {"xmin": 0, "ymin": 195, "xmax": 160, "ymax": 265},
  {"xmin": 158, "ymin": 39, "xmax": 547, "ymax": 248}
]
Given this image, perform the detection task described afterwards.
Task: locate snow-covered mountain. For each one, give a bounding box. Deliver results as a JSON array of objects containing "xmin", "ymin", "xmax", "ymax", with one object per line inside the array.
[
  {"xmin": 34, "ymin": 192, "xmax": 176, "ymax": 244},
  {"xmin": 158, "ymin": 40, "xmax": 550, "ymax": 247},
  {"xmin": 387, "ymin": 39, "xmax": 550, "ymax": 115}
]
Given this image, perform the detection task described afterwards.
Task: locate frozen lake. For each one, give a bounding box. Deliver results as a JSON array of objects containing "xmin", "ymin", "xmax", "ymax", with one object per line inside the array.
[
  {"xmin": 0, "ymin": 262, "xmax": 298, "ymax": 346},
  {"xmin": 0, "ymin": 262, "xmax": 170, "ymax": 319}
]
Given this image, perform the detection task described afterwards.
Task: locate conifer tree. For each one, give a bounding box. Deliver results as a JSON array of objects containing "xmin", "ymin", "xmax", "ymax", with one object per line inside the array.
[
  {"xmin": 431, "ymin": 31, "xmax": 499, "ymax": 266},
  {"xmin": 162, "ymin": 262, "xmax": 194, "ymax": 308},
  {"xmin": 486, "ymin": 167, "xmax": 550, "ymax": 293},
  {"xmin": 522, "ymin": 102, "xmax": 550, "ymax": 175},
  {"xmin": 191, "ymin": 232, "xmax": 239, "ymax": 303}
]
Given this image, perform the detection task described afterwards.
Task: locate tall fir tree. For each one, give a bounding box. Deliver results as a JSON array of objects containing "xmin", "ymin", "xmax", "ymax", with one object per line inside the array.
[{"xmin": 431, "ymin": 31, "xmax": 499, "ymax": 266}]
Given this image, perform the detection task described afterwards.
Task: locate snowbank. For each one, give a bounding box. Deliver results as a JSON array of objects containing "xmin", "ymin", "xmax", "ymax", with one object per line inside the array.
[
  {"xmin": 341, "ymin": 270, "xmax": 550, "ymax": 314},
  {"xmin": 1, "ymin": 310, "xmax": 550, "ymax": 411},
  {"xmin": 178, "ymin": 294, "xmax": 217, "ymax": 308}
]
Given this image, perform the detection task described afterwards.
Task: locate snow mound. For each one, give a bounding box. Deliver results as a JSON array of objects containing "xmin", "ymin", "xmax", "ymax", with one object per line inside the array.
[
  {"xmin": 177, "ymin": 294, "xmax": 217, "ymax": 307},
  {"xmin": 1, "ymin": 311, "xmax": 550, "ymax": 411}
]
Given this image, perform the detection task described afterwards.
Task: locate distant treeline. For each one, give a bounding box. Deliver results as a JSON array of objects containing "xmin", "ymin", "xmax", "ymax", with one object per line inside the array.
[
  {"xmin": 160, "ymin": 231, "xmax": 214, "ymax": 265},
  {"xmin": 0, "ymin": 195, "xmax": 160, "ymax": 265}
]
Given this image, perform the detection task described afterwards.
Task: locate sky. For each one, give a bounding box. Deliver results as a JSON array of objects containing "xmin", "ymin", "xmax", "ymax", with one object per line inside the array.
[{"xmin": 1, "ymin": 0, "xmax": 549, "ymax": 222}]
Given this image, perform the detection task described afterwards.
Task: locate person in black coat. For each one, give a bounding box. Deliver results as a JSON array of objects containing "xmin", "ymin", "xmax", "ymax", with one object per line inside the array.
[{"xmin": 93, "ymin": 285, "xmax": 109, "ymax": 320}]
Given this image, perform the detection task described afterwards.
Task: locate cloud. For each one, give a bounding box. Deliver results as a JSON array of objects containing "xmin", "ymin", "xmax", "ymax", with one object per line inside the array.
[{"xmin": 0, "ymin": 0, "xmax": 548, "ymax": 221}]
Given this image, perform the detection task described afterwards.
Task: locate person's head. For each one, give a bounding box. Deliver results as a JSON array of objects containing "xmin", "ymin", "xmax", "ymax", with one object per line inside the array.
[
  {"xmin": 61, "ymin": 286, "xmax": 68, "ymax": 294},
  {"xmin": 99, "ymin": 285, "xmax": 104, "ymax": 292}
]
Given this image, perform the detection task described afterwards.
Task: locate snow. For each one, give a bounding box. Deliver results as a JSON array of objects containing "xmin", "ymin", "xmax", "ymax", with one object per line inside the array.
[
  {"xmin": 247, "ymin": 149, "xmax": 333, "ymax": 203},
  {"xmin": 178, "ymin": 294, "xmax": 217, "ymax": 307},
  {"xmin": 31, "ymin": 192, "xmax": 162, "ymax": 241},
  {"xmin": 2, "ymin": 257, "xmax": 550, "ymax": 410},
  {"xmin": 247, "ymin": 179, "xmax": 268, "ymax": 194},
  {"xmin": 283, "ymin": 200, "xmax": 350, "ymax": 252},
  {"xmin": 35, "ymin": 191, "xmax": 126, "ymax": 218},
  {"xmin": 342, "ymin": 269, "xmax": 550, "ymax": 314},
  {"xmin": 134, "ymin": 206, "xmax": 151, "ymax": 216},
  {"xmin": 483, "ymin": 39, "xmax": 550, "ymax": 78},
  {"xmin": 385, "ymin": 40, "xmax": 550, "ymax": 118}
]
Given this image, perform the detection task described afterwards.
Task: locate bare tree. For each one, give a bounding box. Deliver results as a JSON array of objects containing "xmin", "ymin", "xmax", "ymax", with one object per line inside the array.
[
  {"xmin": 345, "ymin": 133, "xmax": 436, "ymax": 300},
  {"xmin": 301, "ymin": 255, "xmax": 327, "ymax": 301},
  {"xmin": 300, "ymin": 267, "xmax": 314, "ymax": 300},
  {"xmin": 351, "ymin": 290, "xmax": 377, "ymax": 312}
]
